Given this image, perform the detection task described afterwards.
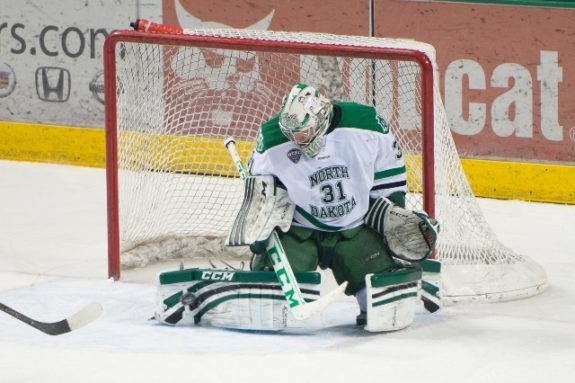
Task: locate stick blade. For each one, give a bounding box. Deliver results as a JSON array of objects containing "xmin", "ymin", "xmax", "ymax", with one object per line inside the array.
[
  {"xmin": 292, "ymin": 281, "xmax": 348, "ymax": 320},
  {"xmin": 66, "ymin": 302, "xmax": 103, "ymax": 332},
  {"xmin": 40, "ymin": 302, "xmax": 103, "ymax": 336}
]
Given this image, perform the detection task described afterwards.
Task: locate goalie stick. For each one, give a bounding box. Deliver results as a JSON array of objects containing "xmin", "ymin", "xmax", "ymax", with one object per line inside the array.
[
  {"xmin": 224, "ymin": 137, "xmax": 348, "ymax": 320},
  {"xmin": 0, "ymin": 301, "xmax": 102, "ymax": 336}
]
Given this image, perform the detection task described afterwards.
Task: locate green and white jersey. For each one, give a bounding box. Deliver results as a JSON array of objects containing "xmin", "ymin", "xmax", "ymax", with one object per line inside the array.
[{"xmin": 249, "ymin": 102, "xmax": 407, "ymax": 232}]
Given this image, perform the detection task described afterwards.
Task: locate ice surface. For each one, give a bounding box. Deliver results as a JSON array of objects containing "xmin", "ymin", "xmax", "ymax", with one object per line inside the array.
[{"xmin": 0, "ymin": 160, "xmax": 574, "ymax": 383}]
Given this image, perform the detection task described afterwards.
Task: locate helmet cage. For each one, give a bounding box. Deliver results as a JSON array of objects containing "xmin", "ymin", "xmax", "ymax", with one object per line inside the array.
[{"xmin": 279, "ymin": 85, "xmax": 332, "ymax": 158}]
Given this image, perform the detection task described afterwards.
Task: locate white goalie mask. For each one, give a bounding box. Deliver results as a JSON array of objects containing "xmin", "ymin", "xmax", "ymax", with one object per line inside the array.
[{"xmin": 278, "ymin": 84, "xmax": 333, "ymax": 158}]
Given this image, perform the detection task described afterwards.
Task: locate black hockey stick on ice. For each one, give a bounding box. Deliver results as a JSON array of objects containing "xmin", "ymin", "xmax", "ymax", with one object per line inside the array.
[
  {"xmin": 0, "ymin": 302, "xmax": 102, "ymax": 336},
  {"xmin": 224, "ymin": 137, "xmax": 348, "ymax": 320}
]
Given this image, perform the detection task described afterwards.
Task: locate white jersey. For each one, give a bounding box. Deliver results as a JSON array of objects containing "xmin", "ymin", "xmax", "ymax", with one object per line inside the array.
[{"xmin": 249, "ymin": 102, "xmax": 406, "ymax": 232}]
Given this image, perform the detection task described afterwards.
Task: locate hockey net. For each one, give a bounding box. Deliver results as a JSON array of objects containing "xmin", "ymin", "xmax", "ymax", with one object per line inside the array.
[{"xmin": 104, "ymin": 23, "xmax": 547, "ymax": 302}]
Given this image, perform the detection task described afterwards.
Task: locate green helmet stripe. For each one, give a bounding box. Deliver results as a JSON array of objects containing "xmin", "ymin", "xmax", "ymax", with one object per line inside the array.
[{"xmin": 300, "ymin": 114, "xmax": 310, "ymax": 128}]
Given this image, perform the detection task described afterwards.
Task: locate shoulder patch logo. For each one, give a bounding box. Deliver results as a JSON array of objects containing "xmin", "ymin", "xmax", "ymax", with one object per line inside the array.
[
  {"xmin": 376, "ymin": 114, "xmax": 390, "ymax": 134},
  {"xmin": 255, "ymin": 131, "xmax": 264, "ymax": 153},
  {"xmin": 287, "ymin": 148, "xmax": 302, "ymax": 164}
]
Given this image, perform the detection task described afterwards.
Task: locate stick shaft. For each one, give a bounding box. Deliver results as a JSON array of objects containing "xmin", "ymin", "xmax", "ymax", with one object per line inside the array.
[
  {"xmin": 223, "ymin": 137, "xmax": 347, "ymax": 319},
  {"xmin": 0, "ymin": 302, "xmax": 102, "ymax": 336},
  {"xmin": 224, "ymin": 137, "xmax": 308, "ymax": 314}
]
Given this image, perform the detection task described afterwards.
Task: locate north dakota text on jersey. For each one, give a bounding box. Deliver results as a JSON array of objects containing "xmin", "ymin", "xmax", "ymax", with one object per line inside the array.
[{"xmin": 309, "ymin": 165, "xmax": 350, "ymax": 188}]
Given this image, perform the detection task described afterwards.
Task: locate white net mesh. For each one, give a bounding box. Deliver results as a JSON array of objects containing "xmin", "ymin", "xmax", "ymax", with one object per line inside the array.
[{"xmin": 107, "ymin": 28, "xmax": 546, "ymax": 302}]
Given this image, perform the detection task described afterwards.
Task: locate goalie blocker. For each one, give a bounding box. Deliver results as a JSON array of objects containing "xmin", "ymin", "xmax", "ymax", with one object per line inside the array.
[{"xmin": 154, "ymin": 260, "xmax": 441, "ymax": 332}]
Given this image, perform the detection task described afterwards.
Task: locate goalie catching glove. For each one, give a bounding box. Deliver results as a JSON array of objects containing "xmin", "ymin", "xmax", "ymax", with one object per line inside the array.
[{"xmin": 365, "ymin": 197, "xmax": 439, "ymax": 262}]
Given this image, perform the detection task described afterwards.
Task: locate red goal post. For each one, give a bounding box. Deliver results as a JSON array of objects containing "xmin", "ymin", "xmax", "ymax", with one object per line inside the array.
[{"xmin": 103, "ymin": 22, "xmax": 546, "ymax": 303}]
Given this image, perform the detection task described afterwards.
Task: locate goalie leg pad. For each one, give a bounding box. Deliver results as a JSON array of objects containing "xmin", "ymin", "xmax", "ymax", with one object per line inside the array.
[
  {"xmin": 363, "ymin": 267, "xmax": 422, "ymax": 332},
  {"xmin": 420, "ymin": 259, "xmax": 442, "ymax": 313},
  {"xmin": 155, "ymin": 268, "xmax": 322, "ymax": 330}
]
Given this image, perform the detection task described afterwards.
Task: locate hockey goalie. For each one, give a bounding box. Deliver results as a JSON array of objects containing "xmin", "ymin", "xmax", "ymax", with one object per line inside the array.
[{"xmin": 155, "ymin": 84, "xmax": 441, "ymax": 332}]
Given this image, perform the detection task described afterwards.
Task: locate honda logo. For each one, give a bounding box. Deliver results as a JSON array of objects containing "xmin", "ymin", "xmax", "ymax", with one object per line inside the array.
[{"xmin": 35, "ymin": 66, "xmax": 71, "ymax": 102}]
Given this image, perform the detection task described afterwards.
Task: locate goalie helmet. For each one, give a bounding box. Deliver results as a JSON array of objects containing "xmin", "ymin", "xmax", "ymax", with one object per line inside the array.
[{"xmin": 278, "ymin": 84, "xmax": 333, "ymax": 158}]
